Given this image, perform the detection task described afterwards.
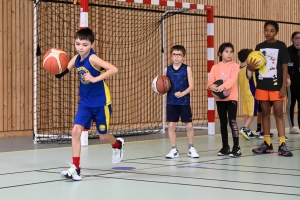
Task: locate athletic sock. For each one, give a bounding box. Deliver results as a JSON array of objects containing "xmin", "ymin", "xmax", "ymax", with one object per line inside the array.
[
  {"xmin": 112, "ymin": 139, "xmax": 121, "ymax": 149},
  {"xmin": 279, "ymin": 136, "xmax": 286, "ymax": 145},
  {"xmin": 257, "ymin": 123, "xmax": 261, "ymax": 132},
  {"xmin": 233, "ymin": 137, "xmax": 239, "ymax": 147},
  {"xmin": 72, "ymin": 157, "xmax": 80, "ymax": 169},
  {"xmin": 264, "ymin": 135, "xmax": 271, "ymax": 146}
]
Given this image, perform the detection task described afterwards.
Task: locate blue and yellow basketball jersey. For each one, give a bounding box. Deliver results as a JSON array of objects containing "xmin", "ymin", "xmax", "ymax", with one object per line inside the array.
[
  {"xmin": 166, "ymin": 64, "xmax": 190, "ymax": 105},
  {"xmin": 238, "ymin": 66, "xmax": 256, "ymax": 100},
  {"xmin": 75, "ymin": 49, "xmax": 111, "ymax": 107}
]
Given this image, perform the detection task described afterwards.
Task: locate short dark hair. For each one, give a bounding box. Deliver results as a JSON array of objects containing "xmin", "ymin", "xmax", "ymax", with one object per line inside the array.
[
  {"xmin": 238, "ymin": 49, "xmax": 252, "ymax": 62},
  {"xmin": 264, "ymin": 20, "xmax": 279, "ymax": 32},
  {"xmin": 218, "ymin": 42, "xmax": 234, "ymax": 61},
  {"xmin": 291, "ymin": 31, "xmax": 300, "ymax": 39},
  {"xmin": 170, "ymin": 45, "xmax": 186, "ymax": 56},
  {"xmin": 74, "ymin": 28, "xmax": 95, "ymax": 43}
]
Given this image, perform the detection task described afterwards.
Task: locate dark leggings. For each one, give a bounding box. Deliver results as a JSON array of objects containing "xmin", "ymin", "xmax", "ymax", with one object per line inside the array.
[
  {"xmin": 287, "ymin": 88, "xmax": 300, "ymax": 127},
  {"xmin": 216, "ymin": 101, "xmax": 239, "ymax": 147}
]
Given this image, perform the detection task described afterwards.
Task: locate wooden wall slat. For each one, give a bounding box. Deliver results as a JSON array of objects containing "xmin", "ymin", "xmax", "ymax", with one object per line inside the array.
[
  {"xmin": 0, "ymin": 0, "xmax": 299, "ymax": 136},
  {"xmin": 0, "ymin": 0, "xmax": 3, "ymax": 131}
]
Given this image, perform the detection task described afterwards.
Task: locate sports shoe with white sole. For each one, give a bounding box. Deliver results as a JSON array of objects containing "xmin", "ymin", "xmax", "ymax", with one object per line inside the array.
[
  {"xmin": 239, "ymin": 127, "xmax": 250, "ymax": 140},
  {"xmin": 112, "ymin": 137, "xmax": 124, "ymax": 164},
  {"xmin": 218, "ymin": 145, "xmax": 230, "ymax": 156},
  {"xmin": 61, "ymin": 163, "xmax": 81, "ymax": 181},
  {"xmin": 289, "ymin": 126, "xmax": 299, "ymax": 134},
  {"xmin": 246, "ymin": 130, "xmax": 256, "ymax": 139},
  {"xmin": 188, "ymin": 146, "xmax": 199, "ymax": 158},
  {"xmin": 229, "ymin": 146, "xmax": 242, "ymax": 158},
  {"xmin": 165, "ymin": 148, "xmax": 179, "ymax": 159}
]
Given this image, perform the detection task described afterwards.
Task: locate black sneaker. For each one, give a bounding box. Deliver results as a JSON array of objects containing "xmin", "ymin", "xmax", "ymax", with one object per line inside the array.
[
  {"xmin": 217, "ymin": 145, "xmax": 230, "ymax": 156},
  {"xmin": 252, "ymin": 141, "xmax": 274, "ymax": 154},
  {"xmin": 278, "ymin": 143, "xmax": 293, "ymax": 157},
  {"xmin": 229, "ymin": 146, "xmax": 242, "ymax": 158}
]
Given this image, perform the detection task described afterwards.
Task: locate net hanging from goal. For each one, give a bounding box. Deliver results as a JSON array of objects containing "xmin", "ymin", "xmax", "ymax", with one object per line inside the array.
[{"xmin": 33, "ymin": 0, "xmax": 210, "ymax": 143}]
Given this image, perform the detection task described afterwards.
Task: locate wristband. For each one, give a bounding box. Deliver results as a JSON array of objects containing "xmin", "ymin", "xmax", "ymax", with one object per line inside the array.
[{"xmin": 55, "ymin": 68, "xmax": 69, "ymax": 79}]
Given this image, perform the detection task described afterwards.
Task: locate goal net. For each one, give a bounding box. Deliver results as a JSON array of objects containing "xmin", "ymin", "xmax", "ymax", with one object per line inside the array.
[{"xmin": 33, "ymin": 0, "xmax": 214, "ymax": 143}]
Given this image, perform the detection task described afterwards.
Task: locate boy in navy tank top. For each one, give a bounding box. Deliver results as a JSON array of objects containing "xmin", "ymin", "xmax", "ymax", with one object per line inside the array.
[
  {"xmin": 165, "ymin": 45, "xmax": 199, "ymax": 159},
  {"xmin": 55, "ymin": 28, "xmax": 125, "ymax": 180}
]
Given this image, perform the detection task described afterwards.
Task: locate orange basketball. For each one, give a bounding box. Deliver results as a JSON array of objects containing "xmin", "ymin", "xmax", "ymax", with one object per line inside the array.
[
  {"xmin": 152, "ymin": 75, "xmax": 171, "ymax": 94},
  {"xmin": 43, "ymin": 48, "xmax": 69, "ymax": 75}
]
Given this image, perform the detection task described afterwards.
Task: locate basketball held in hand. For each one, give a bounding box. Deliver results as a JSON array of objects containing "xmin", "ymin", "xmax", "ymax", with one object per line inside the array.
[
  {"xmin": 211, "ymin": 79, "xmax": 231, "ymax": 100},
  {"xmin": 152, "ymin": 75, "xmax": 171, "ymax": 95},
  {"xmin": 43, "ymin": 48, "xmax": 69, "ymax": 75},
  {"xmin": 247, "ymin": 50, "xmax": 266, "ymax": 69}
]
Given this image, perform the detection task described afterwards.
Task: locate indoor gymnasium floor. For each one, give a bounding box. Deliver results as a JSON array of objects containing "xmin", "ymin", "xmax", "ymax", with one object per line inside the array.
[{"xmin": 0, "ymin": 118, "xmax": 299, "ymax": 200}]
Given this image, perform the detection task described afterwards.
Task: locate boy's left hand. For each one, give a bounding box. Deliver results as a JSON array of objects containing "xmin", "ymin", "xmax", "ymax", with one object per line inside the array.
[
  {"xmin": 175, "ymin": 91, "xmax": 184, "ymax": 98},
  {"xmin": 279, "ymin": 87, "xmax": 286, "ymax": 98},
  {"xmin": 83, "ymin": 73, "xmax": 96, "ymax": 83}
]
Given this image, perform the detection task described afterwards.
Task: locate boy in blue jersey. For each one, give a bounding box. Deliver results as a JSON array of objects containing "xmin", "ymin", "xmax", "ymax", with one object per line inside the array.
[
  {"xmin": 165, "ymin": 45, "xmax": 199, "ymax": 159},
  {"xmin": 55, "ymin": 28, "xmax": 124, "ymax": 180}
]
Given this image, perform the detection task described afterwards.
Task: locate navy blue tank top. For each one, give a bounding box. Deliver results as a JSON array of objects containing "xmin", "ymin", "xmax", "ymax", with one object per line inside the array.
[
  {"xmin": 75, "ymin": 50, "xmax": 111, "ymax": 107},
  {"xmin": 166, "ymin": 64, "xmax": 190, "ymax": 105}
]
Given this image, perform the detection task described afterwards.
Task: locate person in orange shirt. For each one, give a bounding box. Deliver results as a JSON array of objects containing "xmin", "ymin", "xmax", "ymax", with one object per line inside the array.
[{"xmin": 207, "ymin": 42, "xmax": 241, "ymax": 157}]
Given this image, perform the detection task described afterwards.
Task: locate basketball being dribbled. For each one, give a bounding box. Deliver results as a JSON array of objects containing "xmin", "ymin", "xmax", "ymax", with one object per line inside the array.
[
  {"xmin": 43, "ymin": 48, "xmax": 69, "ymax": 75},
  {"xmin": 247, "ymin": 50, "xmax": 266, "ymax": 69},
  {"xmin": 152, "ymin": 75, "xmax": 171, "ymax": 95}
]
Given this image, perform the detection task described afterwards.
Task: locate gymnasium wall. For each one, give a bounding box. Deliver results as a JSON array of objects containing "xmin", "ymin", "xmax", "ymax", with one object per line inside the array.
[{"xmin": 0, "ymin": 0, "xmax": 299, "ymax": 136}]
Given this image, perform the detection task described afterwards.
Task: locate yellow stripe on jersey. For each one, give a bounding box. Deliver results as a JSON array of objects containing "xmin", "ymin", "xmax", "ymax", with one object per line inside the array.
[
  {"xmin": 104, "ymin": 105, "xmax": 110, "ymax": 130},
  {"xmin": 90, "ymin": 61, "xmax": 101, "ymax": 72},
  {"xmin": 87, "ymin": 62, "xmax": 111, "ymax": 106}
]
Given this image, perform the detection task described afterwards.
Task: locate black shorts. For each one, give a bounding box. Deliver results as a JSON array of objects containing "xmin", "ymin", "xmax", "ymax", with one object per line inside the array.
[
  {"xmin": 257, "ymin": 101, "xmax": 273, "ymax": 112},
  {"xmin": 166, "ymin": 104, "xmax": 192, "ymax": 122}
]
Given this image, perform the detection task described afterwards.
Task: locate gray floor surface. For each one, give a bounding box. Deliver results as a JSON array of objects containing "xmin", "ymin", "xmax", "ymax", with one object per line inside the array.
[{"xmin": 0, "ymin": 116, "xmax": 299, "ymax": 200}]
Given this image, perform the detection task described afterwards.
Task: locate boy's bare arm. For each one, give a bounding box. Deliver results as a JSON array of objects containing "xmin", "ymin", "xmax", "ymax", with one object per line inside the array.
[
  {"xmin": 55, "ymin": 55, "xmax": 76, "ymax": 79},
  {"xmin": 83, "ymin": 54, "xmax": 118, "ymax": 83},
  {"xmin": 246, "ymin": 68, "xmax": 253, "ymax": 79}
]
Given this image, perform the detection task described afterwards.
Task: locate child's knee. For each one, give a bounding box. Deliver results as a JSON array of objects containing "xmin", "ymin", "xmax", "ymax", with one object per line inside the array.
[
  {"xmin": 168, "ymin": 122, "xmax": 176, "ymax": 130},
  {"xmin": 185, "ymin": 122, "xmax": 193, "ymax": 131},
  {"xmin": 72, "ymin": 126, "xmax": 82, "ymax": 138},
  {"xmin": 273, "ymin": 110, "xmax": 283, "ymax": 118},
  {"xmin": 99, "ymin": 133, "xmax": 108, "ymax": 141}
]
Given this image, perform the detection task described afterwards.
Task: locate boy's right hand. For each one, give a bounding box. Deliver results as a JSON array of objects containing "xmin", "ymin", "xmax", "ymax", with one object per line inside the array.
[
  {"xmin": 55, "ymin": 68, "xmax": 69, "ymax": 79},
  {"xmin": 246, "ymin": 58, "xmax": 259, "ymax": 72}
]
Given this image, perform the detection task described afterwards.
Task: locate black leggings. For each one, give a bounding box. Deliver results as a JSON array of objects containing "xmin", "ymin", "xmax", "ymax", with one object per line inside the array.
[
  {"xmin": 216, "ymin": 101, "xmax": 239, "ymax": 147},
  {"xmin": 287, "ymin": 87, "xmax": 300, "ymax": 127}
]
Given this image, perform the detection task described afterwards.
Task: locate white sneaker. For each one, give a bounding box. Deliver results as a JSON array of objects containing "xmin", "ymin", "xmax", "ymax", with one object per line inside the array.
[
  {"xmin": 61, "ymin": 163, "xmax": 81, "ymax": 181},
  {"xmin": 165, "ymin": 148, "xmax": 179, "ymax": 159},
  {"xmin": 112, "ymin": 137, "xmax": 124, "ymax": 164},
  {"xmin": 188, "ymin": 146, "xmax": 199, "ymax": 158},
  {"xmin": 289, "ymin": 126, "xmax": 299, "ymax": 134}
]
